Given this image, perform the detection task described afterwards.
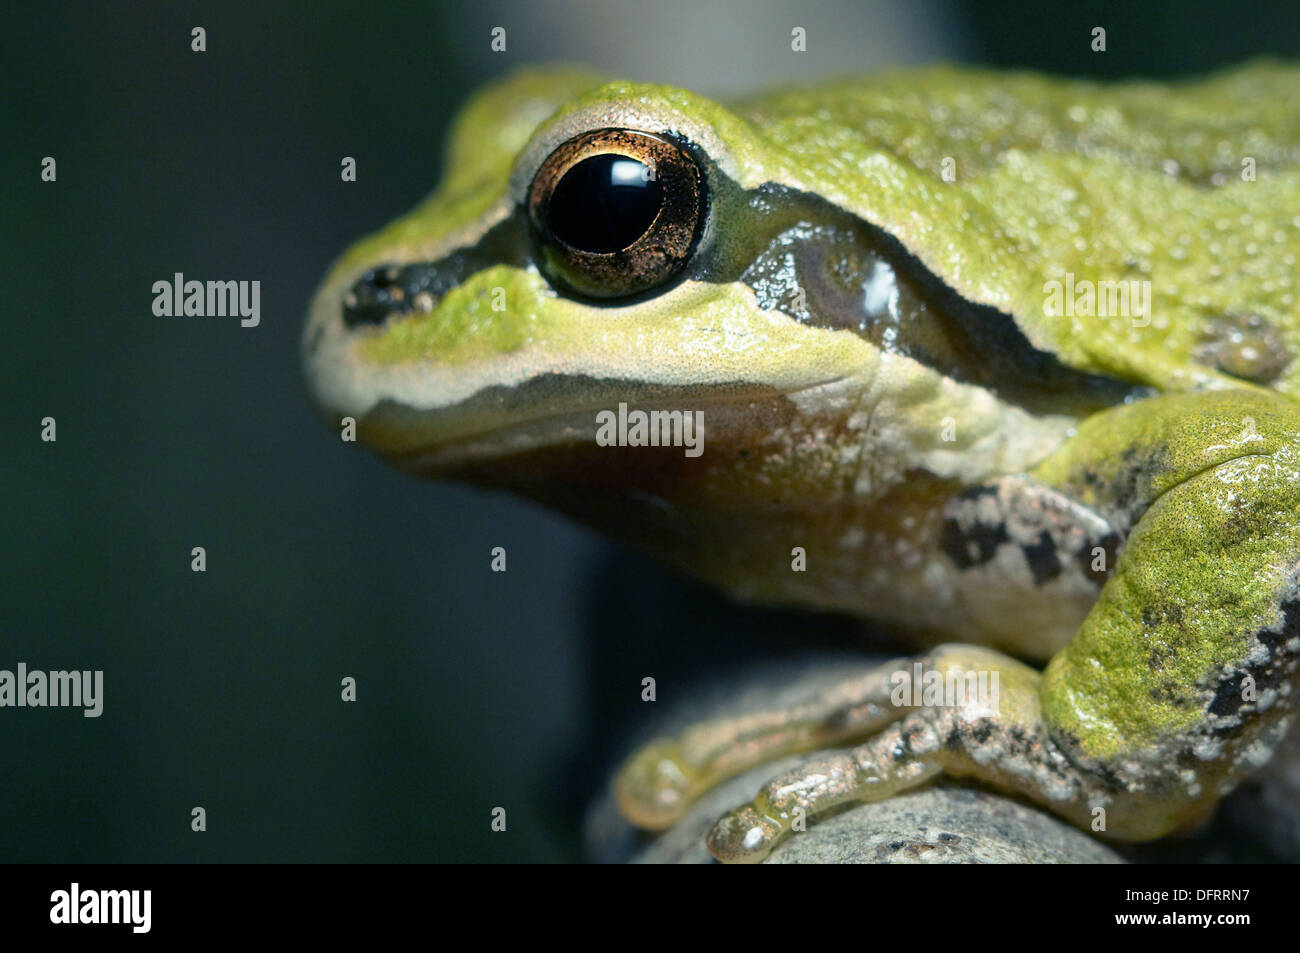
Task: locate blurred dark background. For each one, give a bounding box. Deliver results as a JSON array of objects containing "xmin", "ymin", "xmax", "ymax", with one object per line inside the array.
[{"xmin": 4, "ymin": 0, "xmax": 1297, "ymax": 862}]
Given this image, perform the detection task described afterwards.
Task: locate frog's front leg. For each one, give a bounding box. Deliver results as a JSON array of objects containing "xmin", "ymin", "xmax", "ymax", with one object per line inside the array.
[
  {"xmin": 705, "ymin": 645, "xmax": 1084, "ymax": 862},
  {"xmin": 616, "ymin": 662, "xmax": 911, "ymax": 828},
  {"xmin": 622, "ymin": 390, "xmax": 1300, "ymax": 863}
]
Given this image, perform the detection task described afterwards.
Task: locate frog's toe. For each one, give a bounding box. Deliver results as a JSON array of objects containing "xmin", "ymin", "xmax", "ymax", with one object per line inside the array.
[
  {"xmin": 702, "ymin": 710, "xmax": 957, "ymax": 863},
  {"xmin": 706, "ymin": 805, "xmax": 784, "ymax": 864},
  {"xmin": 614, "ymin": 740, "xmax": 700, "ymax": 829},
  {"xmin": 706, "ymin": 747, "xmax": 918, "ymax": 863}
]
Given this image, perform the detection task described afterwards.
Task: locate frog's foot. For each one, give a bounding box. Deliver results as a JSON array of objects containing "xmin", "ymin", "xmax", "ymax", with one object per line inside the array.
[
  {"xmin": 704, "ymin": 644, "xmax": 1084, "ymax": 863},
  {"xmin": 615, "ymin": 660, "xmax": 909, "ymax": 829},
  {"xmin": 705, "ymin": 722, "xmax": 943, "ymax": 863}
]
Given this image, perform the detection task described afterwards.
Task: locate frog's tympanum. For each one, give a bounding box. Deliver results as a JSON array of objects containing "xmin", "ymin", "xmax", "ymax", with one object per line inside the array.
[{"xmin": 305, "ymin": 64, "xmax": 1300, "ymax": 862}]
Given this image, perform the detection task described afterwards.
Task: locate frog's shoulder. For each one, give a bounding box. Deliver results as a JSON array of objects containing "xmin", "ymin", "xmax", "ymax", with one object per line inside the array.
[{"xmin": 730, "ymin": 63, "xmax": 1300, "ymax": 399}]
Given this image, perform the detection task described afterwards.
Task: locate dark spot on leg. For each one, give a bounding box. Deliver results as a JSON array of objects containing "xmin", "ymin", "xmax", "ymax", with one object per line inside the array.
[
  {"xmin": 940, "ymin": 516, "xmax": 1009, "ymax": 569},
  {"xmin": 1022, "ymin": 530, "xmax": 1062, "ymax": 585},
  {"xmin": 1207, "ymin": 676, "xmax": 1247, "ymax": 718},
  {"xmin": 1204, "ymin": 597, "xmax": 1299, "ymax": 731},
  {"xmin": 1076, "ymin": 531, "xmax": 1121, "ymax": 585}
]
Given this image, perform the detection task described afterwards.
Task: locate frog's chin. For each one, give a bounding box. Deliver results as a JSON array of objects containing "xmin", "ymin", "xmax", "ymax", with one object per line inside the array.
[
  {"xmin": 354, "ymin": 376, "xmax": 818, "ymax": 474},
  {"xmin": 375, "ymin": 416, "xmax": 721, "ymax": 557},
  {"xmin": 372, "ymin": 400, "xmax": 724, "ymax": 483}
]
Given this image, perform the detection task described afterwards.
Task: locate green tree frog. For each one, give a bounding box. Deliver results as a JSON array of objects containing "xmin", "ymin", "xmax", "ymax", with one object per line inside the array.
[{"xmin": 304, "ymin": 63, "xmax": 1300, "ymax": 862}]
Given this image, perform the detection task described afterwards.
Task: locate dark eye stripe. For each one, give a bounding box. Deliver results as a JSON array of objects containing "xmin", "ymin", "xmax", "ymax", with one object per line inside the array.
[
  {"xmin": 713, "ymin": 182, "xmax": 1139, "ymax": 417},
  {"xmin": 342, "ymin": 219, "xmax": 527, "ymax": 329},
  {"xmin": 343, "ymin": 263, "xmax": 440, "ymax": 328},
  {"xmin": 341, "ymin": 167, "xmax": 1137, "ymax": 421}
]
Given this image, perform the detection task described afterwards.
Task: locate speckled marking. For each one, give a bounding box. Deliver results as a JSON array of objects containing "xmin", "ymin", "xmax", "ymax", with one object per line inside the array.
[{"xmin": 939, "ymin": 476, "xmax": 1121, "ymax": 590}]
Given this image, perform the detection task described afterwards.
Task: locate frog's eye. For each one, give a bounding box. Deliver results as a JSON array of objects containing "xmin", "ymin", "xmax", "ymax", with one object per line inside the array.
[{"xmin": 526, "ymin": 129, "xmax": 705, "ymax": 299}]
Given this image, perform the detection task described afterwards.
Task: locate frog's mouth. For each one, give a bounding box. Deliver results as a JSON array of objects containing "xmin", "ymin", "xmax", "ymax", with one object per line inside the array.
[
  {"xmin": 359, "ymin": 373, "xmax": 845, "ymax": 477},
  {"xmin": 360, "ymin": 373, "xmax": 867, "ymax": 555}
]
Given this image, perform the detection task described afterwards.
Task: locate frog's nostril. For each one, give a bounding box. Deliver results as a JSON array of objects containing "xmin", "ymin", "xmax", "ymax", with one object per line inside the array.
[{"xmin": 343, "ymin": 263, "xmax": 442, "ymax": 328}]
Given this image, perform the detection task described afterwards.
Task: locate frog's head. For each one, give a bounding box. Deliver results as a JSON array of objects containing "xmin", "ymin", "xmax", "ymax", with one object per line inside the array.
[{"xmin": 303, "ymin": 67, "xmax": 1140, "ymax": 540}]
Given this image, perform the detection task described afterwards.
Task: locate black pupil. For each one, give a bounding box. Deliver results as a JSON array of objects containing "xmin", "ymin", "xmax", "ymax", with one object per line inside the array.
[{"xmin": 545, "ymin": 154, "xmax": 662, "ymax": 254}]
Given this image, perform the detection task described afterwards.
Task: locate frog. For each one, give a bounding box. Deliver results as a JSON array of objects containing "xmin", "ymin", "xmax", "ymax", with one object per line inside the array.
[{"xmin": 303, "ymin": 62, "xmax": 1300, "ymax": 863}]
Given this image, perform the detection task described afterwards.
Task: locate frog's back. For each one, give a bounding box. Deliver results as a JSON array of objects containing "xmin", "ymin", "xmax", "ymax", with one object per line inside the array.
[{"xmin": 732, "ymin": 62, "xmax": 1300, "ymax": 401}]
